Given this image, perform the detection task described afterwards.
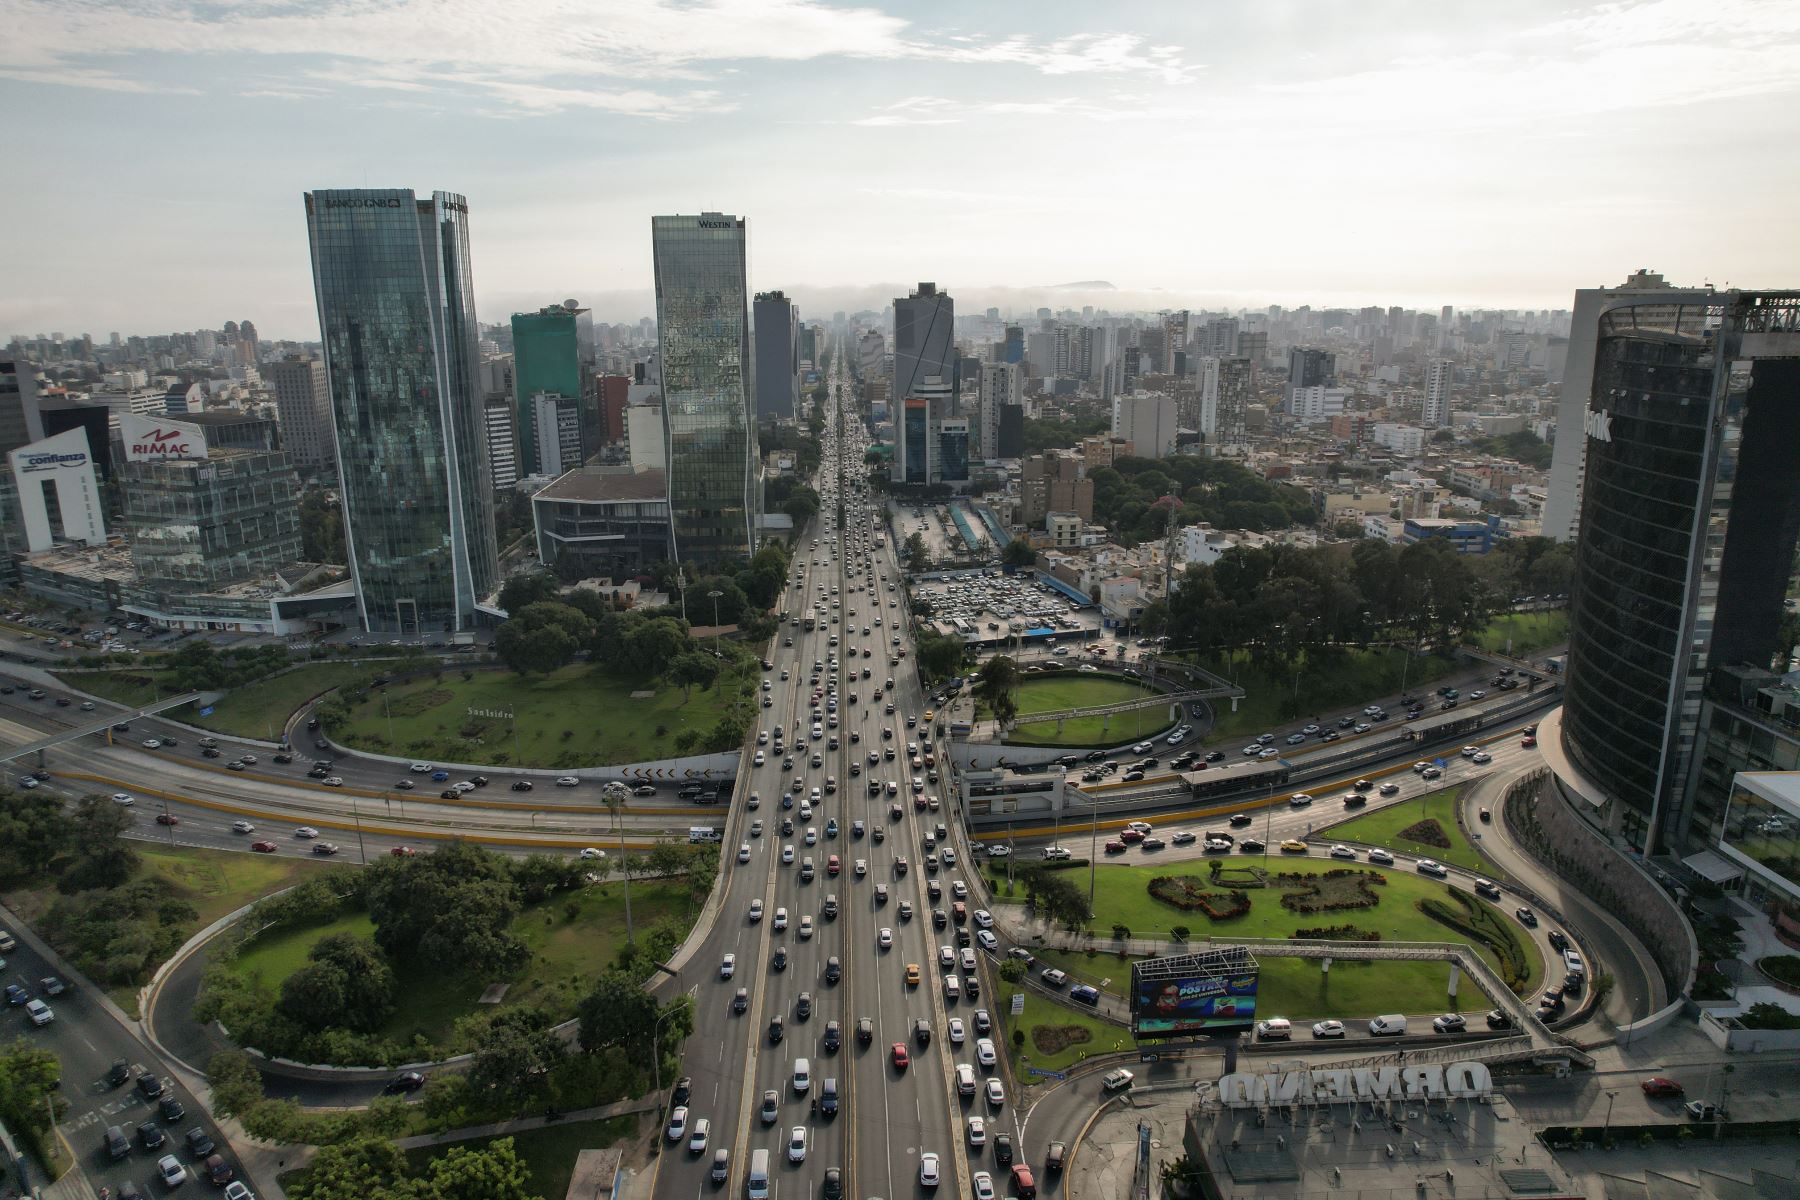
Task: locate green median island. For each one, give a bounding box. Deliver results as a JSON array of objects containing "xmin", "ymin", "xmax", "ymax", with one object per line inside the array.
[
  {"xmin": 1322, "ymin": 784, "xmax": 1499, "ymax": 873},
  {"xmin": 330, "ymin": 658, "xmax": 756, "ymax": 769},
  {"xmin": 52, "ymin": 660, "xmax": 375, "ymax": 740},
  {"xmin": 993, "ymin": 674, "xmax": 1172, "ymax": 747}
]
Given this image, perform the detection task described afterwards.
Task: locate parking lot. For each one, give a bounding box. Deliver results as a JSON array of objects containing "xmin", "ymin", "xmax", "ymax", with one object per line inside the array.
[{"xmin": 909, "ymin": 568, "xmax": 1106, "ymax": 646}]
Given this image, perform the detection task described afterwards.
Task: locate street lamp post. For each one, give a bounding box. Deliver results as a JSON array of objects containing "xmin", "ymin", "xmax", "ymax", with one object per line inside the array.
[
  {"xmin": 351, "ymin": 793, "xmax": 366, "ymax": 863},
  {"xmin": 1601, "ymin": 1089, "xmax": 1618, "ymax": 1145}
]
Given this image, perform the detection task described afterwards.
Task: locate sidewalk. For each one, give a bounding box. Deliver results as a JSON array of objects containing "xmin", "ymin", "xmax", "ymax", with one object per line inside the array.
[{"xmin": 393, "ymin": 1094, "xmax": 659, "ymax": 1151}]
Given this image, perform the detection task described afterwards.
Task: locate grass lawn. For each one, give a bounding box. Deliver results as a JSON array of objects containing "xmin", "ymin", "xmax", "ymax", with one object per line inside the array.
[
  {"xmin": 2, "ymin": 843, "xmax": 339, "ymax": 1016},
  {"xmin": 999, "ymin": 856, "xmax": 1541, "ymax": 988},
  {"xmin": 1472, "ymin": 611, "xmax": 1569, "ymax": 656},
  {"xmin": 399, "ymin": 1114, "xmax": 640, "ymax": 1199},
  {"xmin": 1197, "ymin": 646, "xmax": 1462, "ymax": 743},
  {"xmin": 995, "ymin": 675, "xmax": 1174, "ymax": 747},
  {"xmin": 1322, "ymin": 786, "xmax": 1499, "ymax": 873},
  {"xmin": 226, "ymin": 879, "xmax": 695, "ymax": 1049},
  {"xmin": 1000, "ymin": 990, "xmax": 1128, "ymax": 1074},
  {"xmin": 53, "ymin": 662, "xmax": 375, "ymax": 740},
  {"xmin": 1026, "ymin": 947, "xmax": 1491, "ymax": 1022},
  {"xmin": 333, "ymin": 661, "xmax": 755, "ymax": 769}
]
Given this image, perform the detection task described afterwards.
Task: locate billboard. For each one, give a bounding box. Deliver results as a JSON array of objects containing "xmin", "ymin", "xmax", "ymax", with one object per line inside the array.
[
  {"xmin": 121, "ymin": 412, "xmax": 208, "ymax": 462},
  {"xmin": 1130, "ymin": 948, "xmax": 1259, "ymax": 1038}
]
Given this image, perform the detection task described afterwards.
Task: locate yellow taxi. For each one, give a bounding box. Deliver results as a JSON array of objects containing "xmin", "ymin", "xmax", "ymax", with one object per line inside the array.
[{"xmin": 905, "ymin": 962, "xmax": 922, "ymax": 986}]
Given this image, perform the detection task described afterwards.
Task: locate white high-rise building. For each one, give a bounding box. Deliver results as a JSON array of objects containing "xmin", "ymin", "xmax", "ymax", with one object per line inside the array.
[
  {"xmin": 977, "ymin": 362, "xmax": 1020, "ymax": 460},
  {"xmin": 1422, "ymin": 359, "xmax": 1453, "ymax": 427},
  {"xmin": 1112, "ymin": 392, "xmax": 1177, "ymax": 458}
]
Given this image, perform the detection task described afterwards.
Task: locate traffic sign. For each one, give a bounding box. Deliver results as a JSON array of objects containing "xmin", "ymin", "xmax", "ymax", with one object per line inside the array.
[
  {"xmin": 1011, "ymin": 993, "xmax": 1025, "ymax": 1015},
  {"xmin": 1027, "ymin": 1068, "xmax": 1068, "ymax": 1081},
  {"xmin": 198, "ymin": 706, "xmax": 214, "ymax": 717}
]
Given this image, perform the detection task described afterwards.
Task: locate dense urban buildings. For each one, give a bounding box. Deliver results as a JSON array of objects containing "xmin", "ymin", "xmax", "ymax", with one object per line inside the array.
[
  {"xmin": 1554, "ymin": 290, "xmax": 1800, "ymax": 856},
  {"xmin": 651, "ymin": 212, "xmax": 758, "ymax": 563},
  {"xmin": 303, "ymin": 187, "xmax": 499, "ymax": 632}
]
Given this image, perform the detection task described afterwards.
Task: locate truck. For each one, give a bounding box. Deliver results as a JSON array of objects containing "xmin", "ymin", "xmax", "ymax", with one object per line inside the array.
[{"xmin": 803, "ymin": 609, "xmax": 817, "ymax": 631}]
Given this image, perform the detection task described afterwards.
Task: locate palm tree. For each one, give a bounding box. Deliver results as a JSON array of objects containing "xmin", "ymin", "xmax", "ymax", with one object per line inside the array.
[{"xmin": 601, "ymin": 781, "xmax": 634, "ymax": 944}]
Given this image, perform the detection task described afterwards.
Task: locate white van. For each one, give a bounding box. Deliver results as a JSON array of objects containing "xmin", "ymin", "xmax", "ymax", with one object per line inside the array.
[
  {"xmin": 792, "ymin": 1057, "xmax": 811, "ymax": 1093},
  {"xmin": 688, "ymin": 826, "xmax": 723, "ymax": 844},
  {"xmin": 944, "ymin": 975, "xmax": 960, "ymax": 1001},
  {"xmin": 1563, "ymin": 949, "xmax": 1585, "ymax": 977},
  {"xmin": 1369, "ymin": 1014, "xmax": 1407, "ymax": 1036},
  {"xmin": 746, "ymin": 1148, "xmax": 770, "ymax": 1200},
  {"xmin": 1255, "ymin": 1018, "xmax": 1292, "ymax": 1041}
]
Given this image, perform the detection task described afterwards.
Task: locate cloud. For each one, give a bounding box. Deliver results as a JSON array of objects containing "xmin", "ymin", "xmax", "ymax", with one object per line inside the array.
[{"xmin": 0, "ymin": 0, "xmax": 1201, "ymax": 114}]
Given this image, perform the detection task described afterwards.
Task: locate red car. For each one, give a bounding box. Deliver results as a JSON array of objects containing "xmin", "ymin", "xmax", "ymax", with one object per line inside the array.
[
  {"xmin": 1119, "ymin": 829, "xmax": 1144, "ymax": 843},
  {"xmin": 390, "ymin": 845, "xmax": 418, "ymax": 857},
  {"xmin": 1521, "ymin": 735, "xmax": 1538, "ymax": 748},
  {"xmin": 1011, "ymin": 1164, "xmax": 1038, "ymax": 1199},
  {"xmin": 891, "ymin": 1043, "xmax": 909, "ymax": 1070},
  {"xmin": 1105, "ymin": 840, "xmax": 1127, "ymax": 854},
  {"xmin": 249, "ymin": 841, "xmax": 277, "ymax": 853},
  {"xmin": 155, "ymin": 813, "xmax": 180, "ymax": 826},
  {"xmin": 827, "ymin": 854, "xmax": 841, "ymax": 876},
  {"xmin": 1641, "ymin": 1077, "xmax": 1684, "ymax": 1098}
]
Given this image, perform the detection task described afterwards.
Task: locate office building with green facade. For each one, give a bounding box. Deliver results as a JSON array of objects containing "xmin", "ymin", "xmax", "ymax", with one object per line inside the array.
[{"xmin": 511, "ymin": 302, "xmax": 586, "ymax": 476}]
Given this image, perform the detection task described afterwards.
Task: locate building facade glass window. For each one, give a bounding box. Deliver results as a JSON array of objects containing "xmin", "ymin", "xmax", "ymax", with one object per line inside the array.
[
  {"xmin": 652, "ymin": 214, "xmax": 759, "ymax": 563},
  {"xmin": 304, "ymin": 188, "xmax": 498, "ymax": 632}
]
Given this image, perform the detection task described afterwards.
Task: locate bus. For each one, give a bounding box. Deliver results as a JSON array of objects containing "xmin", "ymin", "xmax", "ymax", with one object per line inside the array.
[{"xmin": 1179, "ymin": 758, "xmax": 1292, "ymax": 804}]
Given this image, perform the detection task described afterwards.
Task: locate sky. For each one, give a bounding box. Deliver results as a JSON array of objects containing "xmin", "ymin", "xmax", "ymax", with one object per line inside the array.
[{"xmin": 6, "ymin": 0, "xmax": 1800, "ymax": 341}]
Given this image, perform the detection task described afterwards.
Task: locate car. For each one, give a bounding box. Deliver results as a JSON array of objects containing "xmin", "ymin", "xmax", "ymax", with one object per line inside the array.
[
  {"xmin": 1312, "ymin": 1019, "xmax": 1345, "ymax": 1038},
  {"xmin": 905, "ymin": 961, "xmax": 922, "ymax": 985},
  {"xmin": 1102, "ymin": 1067, "xmax": 1135, "ymax": 1091},
  {"xmin": 760, "ymin": 1089, "xmax": 779, "ymax": 1123},
  {"xmin": 24, "ymin": 998, "xmax": 52, "ymax": 1025},
  {"xmin": 1548, "ymin": 929, "xmax": 1570, "ymax": 952},
  {"xmin": 156, "ymin": 1092, "xmax": 186, "ymax": 1122},
  {"xmin": 293, "ymin": 825, "xmax": 318, "ymax": 839},
  {"xmin": 1641, "ymin": 1077, "xmax": 1684, "ymax": 1098},
  {"xmin": 158, "ymin": 1153, "xmax": 189, "ymax": 1187},
  {"xmin": 138, "ymin": 1119, "xmax": 167, "ymax": 1149},
  {"xmin": 39, "ymin": 975, "xmax": 65, "ymax": 996},
  {"xmin": 230, "ymin": 819, "xmax": 256, "ymax": 834},
  {"xmin": 891, "ymin": 1042, "xmax": 910, "ymax": 1070},
  {"xmin": 719, "ymin": 953, "xmax": 736, "ymax": 979},
  {"xmin": 222, "ymin": 1184, "xmax": 254, "ymax": 1200},
  {"xmin": 556, "ymin": 776, "xmax": 580, "ymax": 787},
  {"xmin": 184, "ymin": 1127, "xmax": 216, "ymax": 1158},
  {"xmin": 1280, "ymin": 839, "xmax": 1308, "ymax": 853},
  {"xmin": 878, "ymin": 927, "xmax": 893, "ymax": 949},
  {"xmin": 666, "ymin": 1105, "xmax": 689, "ymax": 1142},
  {"xmin": 919, "ymin": 1152, "xmax": 941, "ymax": 1187},
  {"xmin": 137, "ymin": 1072, "xmax": 166, "ymax": 1100},
  {"xmin": 249, "ymin": 840, "xmax": 277, "ymax": 853},
  {"xmin": 967, "ymin": 1114, "xmax": 987, "ymax": 1145},
  {"xmin": 1329, "ymin": 844, "xmax": 1357, "ymax": 860},
  {"xmin": 972, "ymin": 1170, "xmax": 997, "ymax": 1200},
  {"xmin": 1379, "ymin": 782, "xmax": 1401, "ymax": 796},
  {"xmin": 1416, "ymin": 858, "xmax": 1448, "ymax": 876},
  {"xmin": 1366, "ymin": 847, "xmax": 1395, "ymax": 864},
  {"xmin": 384, "ymin": 1071, "xmax": 426, "ymax": 1094},
  {"xmin": 1486, "ymin": 1009, "xmax": 1514, "ymax": 1030},
  {"xmin": 1432, "ymin": 1013, "xmax": 1467, "ymax": 1033},
  {"xmin": 1515, "ymin": 906, "xmax": 1539, "ymax": 927},
  {"xmin": 1684, "ymin": 1100, "xmax": 1722, "ymax": 1121},
  {"xmin": 111, "ymin": 792, "xmax": 135, "ymax": 805},
  {"xmin": 312, "ymin": 842, "xmax": 339, "ymax": 856}
]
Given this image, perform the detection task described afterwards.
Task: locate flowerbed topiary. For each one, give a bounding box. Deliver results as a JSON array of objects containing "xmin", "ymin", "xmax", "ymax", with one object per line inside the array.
[{"xmin": 1147, "ymin": 876, "xmax": 1252, "ymax": 920}]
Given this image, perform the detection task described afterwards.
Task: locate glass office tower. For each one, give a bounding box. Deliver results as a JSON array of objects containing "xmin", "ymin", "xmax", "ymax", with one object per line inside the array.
[
  {"xmin": 512, "ymin": 303, "xmax": 584, "ymax": 476},
  {"xmin": 304, "ymin": 188, "xmax": 498, "ymax": 632},
  {"xmin": 652, "ymin": 213, "xmax": 759, "ymax": 564},
  {"xmin": 1559, "ymin": 292, "xmax": 1800, "ymax": 854}
]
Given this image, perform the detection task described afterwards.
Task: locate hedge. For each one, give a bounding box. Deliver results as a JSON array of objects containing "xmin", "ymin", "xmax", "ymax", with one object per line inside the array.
[{"xmin": 1419, "ymin": 888, "xmax": 1532, "ymax": 992}]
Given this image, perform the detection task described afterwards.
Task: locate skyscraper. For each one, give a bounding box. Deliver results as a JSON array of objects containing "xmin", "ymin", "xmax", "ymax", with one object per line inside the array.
[
  {"xmin": 512, "ymin": 303, "xmax": 584, "ymax": 476},
  {"xmin": 1, "ymin": 359, "xmax": 44, "ymax": 457},
  {"xmin": 1422, "ymin": 358, "xmax": 1453, "ymax": 427},
  {"xmin": 1554, "ymin": 290, "xmax": 1800, "ymax": 856},
  {"xmin": 304, "ymin": 187, "xmax": 498, "ymax": 632},
  {"xmin": 1286, "ymin": 347, "xmax": 1336, "ymax": 414},
  {"xmin": 977, "ymin": 362, "xmax": 1020, "ymax": 460},
  {"xmin": 652, "ymin": 212, "xmax": 759, "ymax": 563},
  {"xmin": 894, "ymin": 282, "xmax": 955, "ymax": 403},
  {"xmin": 1542, "ymin": 270, "xmax": 1714, "ymax": 542},
  {"xmin": 753, "ymin": 290, "xmax": 800, "ymax": 421},
  {"xmin": 1198, "ymin": 356, "xmax": 1253, "ymax": 446}
]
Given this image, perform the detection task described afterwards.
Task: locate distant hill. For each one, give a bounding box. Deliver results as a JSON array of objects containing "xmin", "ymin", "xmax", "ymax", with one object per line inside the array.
[{"xmin": 1049, "ymin": 280, "xmax": 1115, "ymax": 290}]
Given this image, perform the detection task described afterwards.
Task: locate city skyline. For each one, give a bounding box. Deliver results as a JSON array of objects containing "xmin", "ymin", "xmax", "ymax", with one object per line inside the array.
[{"xmin": 7, "ymin": 0, "xmax": 1800, "ymax": 337}]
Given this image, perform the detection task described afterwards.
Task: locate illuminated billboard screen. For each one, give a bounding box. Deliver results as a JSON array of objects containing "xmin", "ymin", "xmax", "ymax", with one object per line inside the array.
[{"xmin": 1130, "ymin": 948, "xmax": 1259, "ymax": 1038}]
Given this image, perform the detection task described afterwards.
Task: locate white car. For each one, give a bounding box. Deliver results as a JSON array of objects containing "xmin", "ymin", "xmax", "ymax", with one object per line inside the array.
[
  {"xmin": 967, "ymin": 1115, "xmax": 987, "ymax": 1145},
  {"xmin": 1125, "ymin": 821, "xmax": 1153, "ymax": 834},
  {"xmin": 788, "ymin": 1125, "xmax": 808, "ymax": 1163},
  {"xmin": 1460, "ymin": 745, "xmax": 1481, "ymax": 758},
  {"xmin": 960, "ymin": 947, "xmax": 977, "ymax": 972},
  {"xmin": 975, "ymin": 929, "xmax": 998, "ymax": 952},
  {"xmin": 973, "ymin": 908, "xmax": 993, "ymax": 928},
  {"xmin": 410, "ymin": 762, "xmax": 432, "ymax": 773},
  {"xmin": 556, "ymin": 776, "xmax": 580, "ymax": 787},
  {"xmin": 985, "ymin": 1078, "xmax": 1005, "ymax": 1107},
  {"xmin": 799, "ymin": 915, "xmax": 814, "ymax": 939},
  {"xmin": 948, "ymin": 1017, "xmax": 965, "ymax": 1043},
  {"xmin": 231, "ymin": 820, "xmax": 255, "ymax": 834},
  {"xmin": 919, "ymin": 1152, "xmax": 941, "ymax": 1187},
  {"xmin": 579, "ymin": 848, "xmax": 606, "ymax": 861},
  {"xmin": 773, "ymin": 907, "xmax": 788, "ymax": 930},
  {"xmin": 879, "ymin": 927, "xmax": 893, "ymax": 949},
  {"xmin": 157, "ymin": 1155, "xmax": 188, "ymax": 1187},
  {"xmin": 805, "ymin": 826, "xmax": 817, "ymax": 845},
  {"xmin": 782, "ymin": 844, "xmax": 796, "ymax": 864},
  {"xmin": 975, "ymin": 1037, "xmax": 997, "ymax": 1067},
  {"xmin": 1312, "ymin": 1019, "xmax": 1346, "ymax": 1039},
  {"xmin": 1368, "ymin": 848, "xmax": 1395, "ymax": 865},
  {"xmin": 1102, "ymin": 1068, "xmax": 1135, "ymax": 1091},
  {"xmin": 738, "ymin": 843, "xmax": 751, "ymax": 863},
  {"xmin": 749, "ymin": 899, "xmax": 764, "ymax": 922},
  {"xmin": 293, "ymin": 826, "xmax": 318, "ymax": 838},
  {"xmin": 720, "ymin": 954, "xmax": 736, "ymax": 979},
  {"xmin": 1416, "ymin": 858, "xmax": 1449, "ymax": 877},
  {"xmin": 141, "ymin": 738, "xmax": 162, "ymax": 749},
  {"xmin": 855, "ymin": 858, "xmax": 868, "ymax": 876},
  {"xmin": 753, "ymin": 751, "xmax": 764, "ymax": 766},
  {"xmin": 986, "ymin": 845, "xmax": 1011, "ymax": 858},
  {"xmin": 25, "ymin": 998, "xmax": 53, "ymax": 1026},
  {"xmin": 688, "ymin": 1117, "xmax": 710, "ymax": 1153},
  {"xmin": 1330, "ymin": 845, "xmax": 1357, "ymax": 860},
  {"xmin": 972, "ymin": 1170, "xmax": 996, "ymax": 1200},
  {"xmin": 1471, "ymin": 751, "xmax": 1492, "ymax": 764},
  {"xmin": 111, "ymin": 792, "xmax": 135, "ymax": 806}
]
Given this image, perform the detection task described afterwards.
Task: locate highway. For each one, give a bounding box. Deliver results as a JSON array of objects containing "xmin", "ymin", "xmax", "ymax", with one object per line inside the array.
[{"xmin": 652, "ymin": 354, "xmax": 1007, "ymax": 1200}]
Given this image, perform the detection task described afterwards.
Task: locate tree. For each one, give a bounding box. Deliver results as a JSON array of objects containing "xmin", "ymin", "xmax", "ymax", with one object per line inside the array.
[
  {"xmin": 299, "ymin": 488, "xmax": 345, "ymax": 564},
  {"xmin": 279, "ymin": 933, "xmax": 396, "ymax": 1033},
  {"xmin": 914, "ymin": 629, "xmax": 966, "ymax": 681},
  {"xmin": 974, "ymin": 655, "xmax": 1021, "ymax": 727},
  {"xmin": 362, "ymin": 840, "xmax": 528, "ymax": 974},
  {"xmin": 494, "ymin": 601, "xmax": 593, "ymax": 675},
  {"xmin": 62, "ymin": 793, "xmax": 140, "ymax": 891},
  {"xmin": 0, "ymin": 787, "xmax": 73, "ymax": 879},
  {"xmin": 668, "ymin": 650, "xmax": 722, "ymax": 702},
  {"xmin": 1001, "ymin": 537, "xmax": 1037, "ymax": 568},
  {"xmin": 497, "ymin": 572, "xmax": 561, "ymax": 615},
  {"xmin": 904, "ymin": 531, "xmax": 930, "ymax": 572},
  {"xmin": 646, "ymin": 839, "xmax": 691, "ymax": 878},
  {"xmin": 413, "ymin": 1138, "xmax": 542, "ymax": 1200},
  {"xmin": 466, "ymin": 1008, "xmax": 567, "ymax": 1106},
  {"xmin": 0, "ymin": 1040, "xmax": 67, "ymax": 1170},
  {"xmin": 999, "ymin": 959, "xmax": 1027, "ymax": 983},
  {"xmin": 508, "ymin": 854, "xmax": 587, "ymax": 904},
  {"xmin": 286, "ymin": 1136, "xmax": 412, "ymax": 1200},
  {"xmin": 577, "ymin": 970, "xmax": 662, "ymax": 1058}
]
